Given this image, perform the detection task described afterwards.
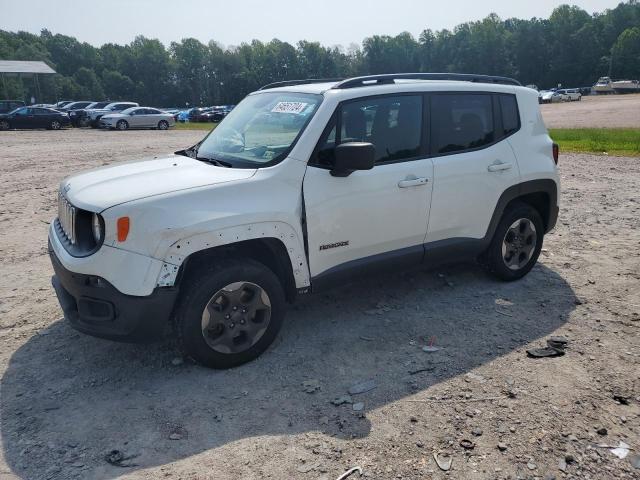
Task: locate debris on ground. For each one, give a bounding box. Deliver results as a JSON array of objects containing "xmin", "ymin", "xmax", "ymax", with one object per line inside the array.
[
  {"xmin": 335, "ymin": 466, "xmax": 362, "ymax": 479},
  {"xmin": 433, "ymin": 452, "xmax": 452, "ymax": 471},
  {"xmin": 302, "ymin": 379, "xmax": 320, "ymax": 393},
  {"xmin": 527, "ymin": 336, "xmax": 569, "ymax": 358},
  {"xmin": 104, "ymin": 449, "xmax": 138, "ymax": 468},
  {"xmin": 348, "ymin": 379, "xmax": 376, "ymax": 395},
  {"xmin": 608, "ymin": 441, "xmax": 630, "ymax": 459},
  {"xmin": 459, "ymin": 439, "xmax": 475, "ymax": 450},
  {"xmin": 331, "ymin": 395, "xmax": 353, "ymax": 406}
]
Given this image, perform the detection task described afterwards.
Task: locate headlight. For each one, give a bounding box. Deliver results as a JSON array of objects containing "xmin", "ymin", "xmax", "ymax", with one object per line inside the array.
[{"xmin": 92, "ymin": 213, "xmax": 104, "ymax": 243}]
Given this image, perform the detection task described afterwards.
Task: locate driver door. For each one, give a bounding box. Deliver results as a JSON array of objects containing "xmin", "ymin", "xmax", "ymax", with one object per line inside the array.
[{"xmin": 303, "ymin": 94, "xmax": 433, "ymax": 285}]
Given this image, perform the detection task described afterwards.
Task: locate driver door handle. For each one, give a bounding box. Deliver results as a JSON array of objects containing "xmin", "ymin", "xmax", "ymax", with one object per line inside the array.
[
  {"xmin": 487, "ymin": 161, "xmax": 513, "ymax": 172},
  {"xmin": 398, "ymin": 177, "xmax": 429, "ymax": 188}
]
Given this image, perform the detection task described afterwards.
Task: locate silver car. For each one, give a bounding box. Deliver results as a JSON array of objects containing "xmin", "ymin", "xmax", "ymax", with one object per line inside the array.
[{"xmin": 100, "ymin": 107, "xmax": 176, "ymax": 130}]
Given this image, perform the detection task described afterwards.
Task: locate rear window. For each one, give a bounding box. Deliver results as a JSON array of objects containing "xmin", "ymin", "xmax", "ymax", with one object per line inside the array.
[{"xmin": 431, "ymin": 94, "xmax": 494, "ymax": 154}]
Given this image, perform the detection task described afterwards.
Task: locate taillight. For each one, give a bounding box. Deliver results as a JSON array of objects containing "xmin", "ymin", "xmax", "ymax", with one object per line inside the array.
[{"xmin": 552, "ymin": 143, "xmax": 559, "ymax": 165}]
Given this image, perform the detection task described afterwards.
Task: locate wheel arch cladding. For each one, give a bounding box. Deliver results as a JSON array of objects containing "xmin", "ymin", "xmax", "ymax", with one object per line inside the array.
[
  {"xmin": 156, "ymin": 222, "xmax": 309, "ymax": 300},
  {"xmin": 485, "ymin": 179, "xmax": 558, "ymax": 243}
]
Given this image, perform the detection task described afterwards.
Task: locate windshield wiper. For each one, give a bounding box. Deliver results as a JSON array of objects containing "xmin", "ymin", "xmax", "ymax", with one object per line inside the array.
[{"xmin": 196, "ymin": 156, "xmax": 232, "ymax": 168}]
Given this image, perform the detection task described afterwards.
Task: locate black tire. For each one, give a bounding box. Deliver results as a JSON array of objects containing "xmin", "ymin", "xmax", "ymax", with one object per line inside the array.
[
  {"xmin": 0, "ymin": 120, "xmax": 10, "ymax": 131},
  {"xmin": 483, "ymin": 202, "xmax": 544, "ymax": 281},
  {"xmin": 157, "ymin": 120, "xmax": 169, "ymax": 130},
  {"xmin": 174, "ymin": 258, "xmax": 286, "ymax": 369},
  {"xmin": 49, "ymin": 120, "xmax": 62, "ymax": 130},
  {"xmin": 116, "ymin": 120, "xmax": 129, "ymax": 131}
]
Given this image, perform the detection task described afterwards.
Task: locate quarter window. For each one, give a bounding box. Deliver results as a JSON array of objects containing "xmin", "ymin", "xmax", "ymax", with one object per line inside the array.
[
  {"xmin": 431, "ymin": 94, "xmax": 494, "ymax": 154},
  {"xmin": 499, "ymin": 94, "xmax": 519, "ymax": 137}
]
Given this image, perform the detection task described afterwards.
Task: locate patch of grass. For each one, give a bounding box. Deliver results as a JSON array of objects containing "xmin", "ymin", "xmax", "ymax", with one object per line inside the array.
[
  {"xmin": 549, "ymin": 128, "xmax": 640, "ymax": 156},
  {"xmin": 174, "ymin": 122, "xmax": 218, "ymax": 131}
]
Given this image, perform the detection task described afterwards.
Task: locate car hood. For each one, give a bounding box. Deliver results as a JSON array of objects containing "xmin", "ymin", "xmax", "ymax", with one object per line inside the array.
[{"xmin": 61, "ymin": 155, "xmax": 257, "ymax": 212}]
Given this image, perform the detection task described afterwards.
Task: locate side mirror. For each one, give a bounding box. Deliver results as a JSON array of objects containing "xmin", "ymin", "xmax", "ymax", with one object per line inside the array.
[{"xmin": 331, "ymin": 142, "xmax": 375, "ymax": 177}]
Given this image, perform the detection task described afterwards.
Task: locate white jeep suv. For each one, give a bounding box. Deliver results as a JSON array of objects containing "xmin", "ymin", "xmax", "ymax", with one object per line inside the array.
[{"xmin": 48, "ymin": 73, "xmax": 560, "ymax": 369}]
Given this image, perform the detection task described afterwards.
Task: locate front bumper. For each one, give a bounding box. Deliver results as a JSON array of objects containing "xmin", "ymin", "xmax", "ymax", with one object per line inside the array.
[{"xmin": 49, "ymin": 241, "xmax": 178, "ymax": 342}]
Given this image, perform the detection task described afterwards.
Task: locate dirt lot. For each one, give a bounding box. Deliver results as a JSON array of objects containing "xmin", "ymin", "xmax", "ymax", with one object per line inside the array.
[
  {"xmin": 0, "ymin": 125, "xmax": 639, "ymax": 480},
  {"xmin": 540, "ymin": 94, "xmax": 640, "ymax": 129}
]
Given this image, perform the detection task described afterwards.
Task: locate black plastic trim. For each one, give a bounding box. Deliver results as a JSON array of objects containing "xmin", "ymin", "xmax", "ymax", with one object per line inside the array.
[
  {"xmin": 49, "ymin": 241, "xmax": 178, "ymax": 343},
  {"xmin": 259, "ymin": 78, "xmax": 344, "ymax": 90},
  {"xmin": 310, "ymin": 179, "xmax": 558, "ymax": 292},
  {"xmin": 332, "ymin": 73, "xmax": 521, "ymax": 89},
  {"xmin": 311, "ymin": 245, "xmax": 424, "ymax": 293}
]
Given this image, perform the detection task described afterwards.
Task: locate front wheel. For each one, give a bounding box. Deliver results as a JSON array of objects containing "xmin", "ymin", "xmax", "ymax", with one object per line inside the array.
[
  {"xmin": 157, "ymin": 120, "xmax": 169, "ymax": 130},
  {"xmin": 174, "ymin": 258, "xmax": 285, "ymax": 369},
  {"xmin": 482, "ymin": 202, "xmax": 544, "ymax": 281},
  {"xmin": 49, "ymin": 120, "xmax": 62, "ymax": 130},
  {"xmin": 0, "ymin": 120, "xmax": 10, "ymax": 131},
  {"xmin": 116, "ymin": 120, "xmax": 129, "ymax": 131}
]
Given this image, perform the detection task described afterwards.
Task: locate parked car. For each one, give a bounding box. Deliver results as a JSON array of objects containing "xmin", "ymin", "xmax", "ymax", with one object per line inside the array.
[
  {"xmin": 0, "ymin": 106, "xmax": 71, "ymax": 130},
  {"xmin": 99, "ymin": 107, "xmax": 176, "ymax": 130},
  {"xmin": 62, "ymin": 101, "xmax": 96, "ymax": 126},
  {"xmin": 557, "ymin": 89, "xmax": 581, "ymax": 101},
  {"xmin": 202, "ymin": 105, "xmax": 234, "ymax": 122},
  {"xmin": 188, "ymin": 107, "xmax": 214, "ymax": 122},
  {"xmin": 539, "ymin": 90, "xmax": 562, "ymax": 103},
  {"xmin": 0, "ymin": 100, "xmax": 25, "ymax": 114},
  {"xmin": 48, "ymin": 73, "xmax": 559, "ymax": 369},
  {"xmin": 86, "ymin": 102, "xmax": 139, "ymax": 128},
  {"xmin": 73, "ymin": 101, "xmax": 112, "ymax": 127},
  {"xmin": 176, "ymin": 109, "xmax": 193, "ymax": 122},
  {"xmin": 54, "ymin": 101, "xmax": 74, "ymax": 109}
]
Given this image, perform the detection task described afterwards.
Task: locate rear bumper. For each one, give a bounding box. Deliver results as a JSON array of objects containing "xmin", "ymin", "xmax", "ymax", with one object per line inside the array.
[{"xmin": 49, "ymin": 242, "xmax": 178, "ymax": 342}]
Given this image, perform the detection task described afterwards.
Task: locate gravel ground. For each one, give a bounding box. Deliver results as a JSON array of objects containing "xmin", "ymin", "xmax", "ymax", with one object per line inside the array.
[
  {"xmin": 540, "ymin": 94, "xmax": 640, "ymax": 129},
  {"xmin": 0, "ymin": 128, "xmax": 639, "ymax": 480}
]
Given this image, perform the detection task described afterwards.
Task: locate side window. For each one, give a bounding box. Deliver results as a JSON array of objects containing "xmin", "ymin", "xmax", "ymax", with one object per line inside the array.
[
  {"xmin": 499, "ymin": 94, "xmax": 520, "ymax": 137},
  {"xmin": 315, "ymin": 95, "xmax": 423, "ymax": 166},
  {"xmin": 15, "ymin": 107, "xmax": 28, "ymax": 115},
  {"xmin": 431, "ymin": 94, "xmax": 494, "ymax": 154}
]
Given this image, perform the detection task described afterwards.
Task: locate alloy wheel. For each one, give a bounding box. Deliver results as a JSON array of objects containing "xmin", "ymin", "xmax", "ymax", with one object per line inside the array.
[
  {"xmin": 51, "ymin": 121, "xmax": 61, "ymax": 130},
  {"xmin": 501, "ymin": 218, "xmax": 537, "ymax": 270},
  {"xmin": 0, "ymin": 120, "xmax": 9, "ymax": 130},
  {"xmin": 201, "ymin": 281, "xmax": 272, "ymax": 354}
]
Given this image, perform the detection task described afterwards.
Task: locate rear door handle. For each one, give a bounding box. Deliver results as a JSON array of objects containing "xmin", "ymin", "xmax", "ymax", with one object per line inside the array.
[
  {"xmin": 398, "ymin": 177, "xmax": 429, "ymax": 188},
  {"xmin": 487, "ymin": 162, "xmax": 512, "ymax": 172}
]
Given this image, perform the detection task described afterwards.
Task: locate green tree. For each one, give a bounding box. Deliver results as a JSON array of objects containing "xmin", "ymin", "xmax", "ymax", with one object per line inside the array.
[{"xmin": 611, "ymin": 26, "xmax": 640, "ymax": 78}]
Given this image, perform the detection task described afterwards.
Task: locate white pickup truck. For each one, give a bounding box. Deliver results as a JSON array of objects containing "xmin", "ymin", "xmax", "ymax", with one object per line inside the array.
[{"xmin": 49, "ymin": 73, "xmax": 560, "ymax": 368}]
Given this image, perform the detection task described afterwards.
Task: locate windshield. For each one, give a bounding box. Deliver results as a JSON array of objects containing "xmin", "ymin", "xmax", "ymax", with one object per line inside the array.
[
  {"xmin": 120, "ymin": 107, "xmax": 137, "ymax": 114},
  {"xmin": 196, "ymin": 92, "xmax": 322, "ymax": 166}
]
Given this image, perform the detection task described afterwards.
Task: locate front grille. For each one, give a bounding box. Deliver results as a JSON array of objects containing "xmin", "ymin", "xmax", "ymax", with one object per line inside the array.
[{"xmin": 58, "ymin": 191, "xmax": 77, "ymax": 245}]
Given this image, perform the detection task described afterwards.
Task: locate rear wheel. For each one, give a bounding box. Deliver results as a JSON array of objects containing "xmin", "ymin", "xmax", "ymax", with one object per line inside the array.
[
  {"xmin": 0, "ymin": 120, "xmax": 9, "ymax": 131},
  {"xmin": 174, "ymin": 258, "xmax": 285, "ymax": 369},
  {"xmin": 483, "ymin": 202, "xmax": 544, "ymax": 281},
  {"xmin": 157, "ymin": 120, "xmax": 169, "ymax": 130},
  {"xmin": 116, "ymin": 120, "xmax": 129, "ymax": 131}
]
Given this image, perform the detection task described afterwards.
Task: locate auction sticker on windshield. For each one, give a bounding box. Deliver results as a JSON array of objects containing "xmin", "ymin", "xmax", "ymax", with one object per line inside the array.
[{"xmin": 271, "ymin": 102, "xmax": 308, "ymax": 114}]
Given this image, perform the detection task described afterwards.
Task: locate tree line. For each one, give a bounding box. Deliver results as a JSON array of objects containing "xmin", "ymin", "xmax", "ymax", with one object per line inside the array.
[{"xmin": 1, "ymin": 1, "xmax": 639, "ymax": 107}]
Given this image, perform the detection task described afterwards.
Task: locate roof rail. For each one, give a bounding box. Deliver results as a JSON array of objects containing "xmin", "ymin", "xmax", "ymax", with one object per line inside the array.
[
  {"xmin": 259, "ymin": 78, "xmax": 344, "ymax": 90},
  {"xmin": 332, "ymin": 73, "xmax": 521, "ymax": 89}
]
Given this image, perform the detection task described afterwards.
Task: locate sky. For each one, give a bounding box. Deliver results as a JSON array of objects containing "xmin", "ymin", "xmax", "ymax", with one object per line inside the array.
[{"xmin": 0, "ymin": 0, "xmax": 624, "ymax": 48}]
